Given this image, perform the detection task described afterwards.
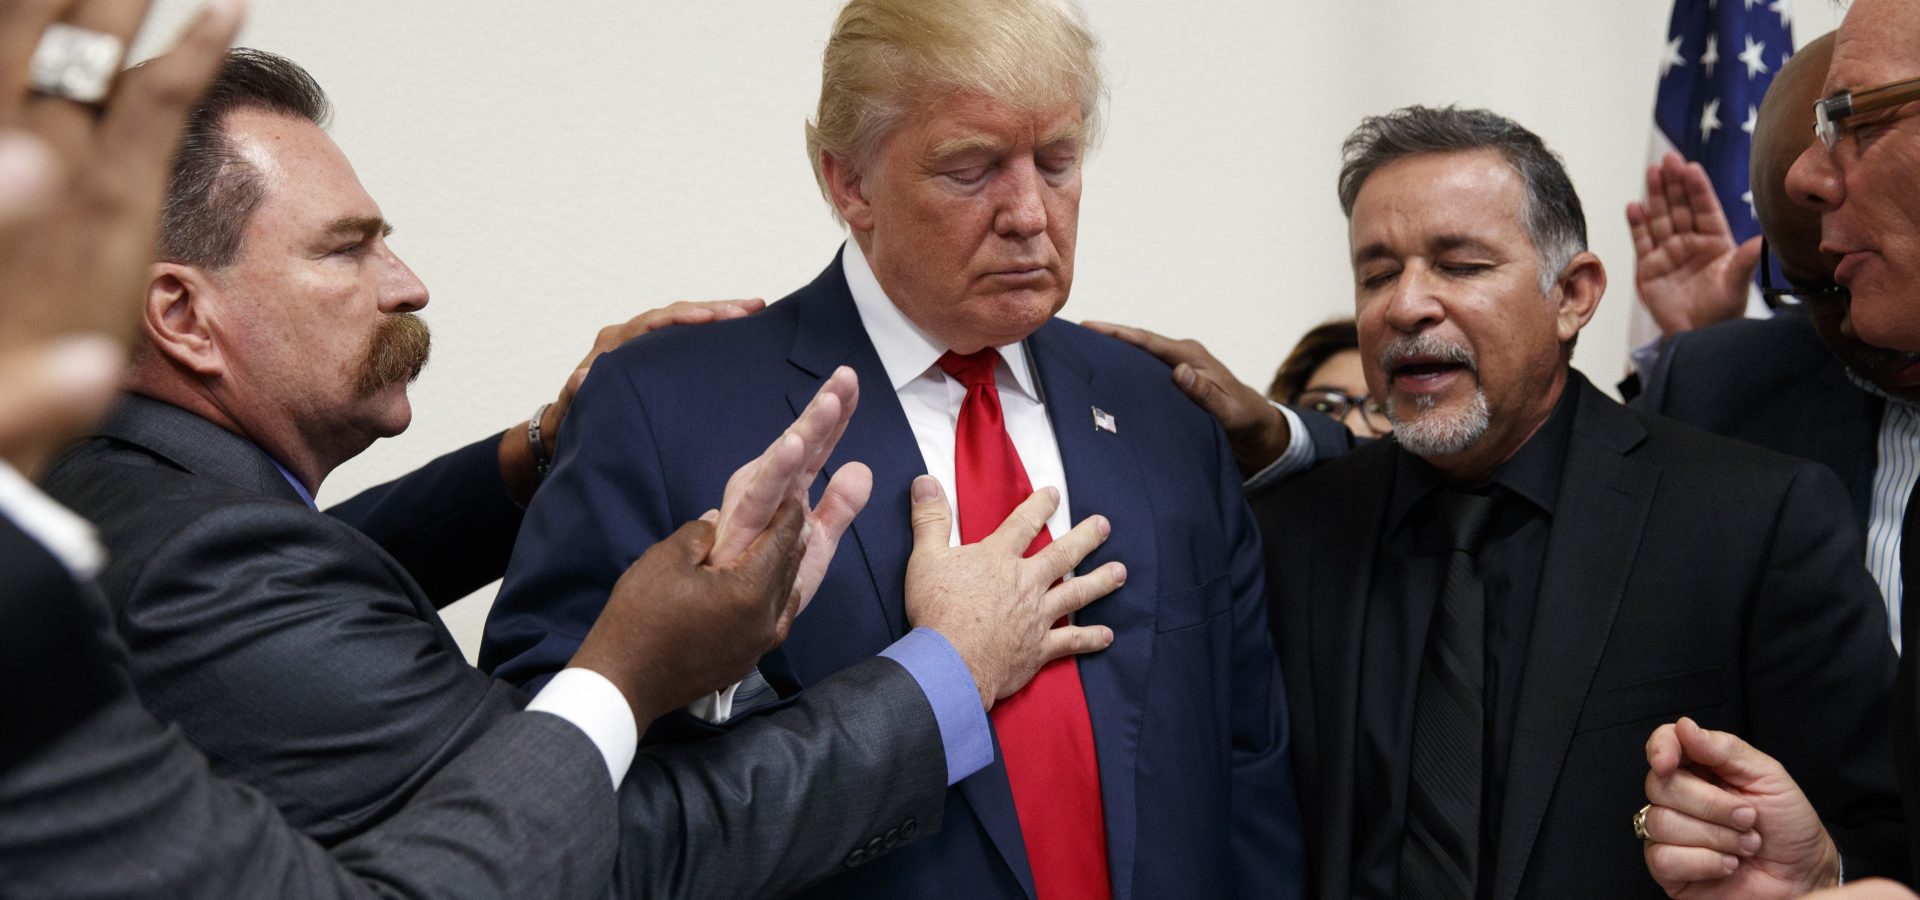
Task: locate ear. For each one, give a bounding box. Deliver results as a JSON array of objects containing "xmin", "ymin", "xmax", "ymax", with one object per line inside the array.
[
  {"xmin": 144, "ymin": 262, "xmax": 225, "ymax": 378},
  {"xmin": 820, "ymin": 151, "xmax": 875, "ymax": 233},
  {"xmin": 1551, "ymin": 251, "xmax": 1606, "ymax": 344}
]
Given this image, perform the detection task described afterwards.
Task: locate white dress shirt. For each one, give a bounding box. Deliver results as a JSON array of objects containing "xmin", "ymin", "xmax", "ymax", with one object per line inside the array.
[
  {"xmin": 842, "ymin": 240, "xmax": 1073, "ymax": 547},
  {"xmin": 1856, "ymin": 377, "xmax": 1920, "ymax": 654},
  {"xmin": 0, "ymin": 460, "xmax": 639, "ymax": 788}
]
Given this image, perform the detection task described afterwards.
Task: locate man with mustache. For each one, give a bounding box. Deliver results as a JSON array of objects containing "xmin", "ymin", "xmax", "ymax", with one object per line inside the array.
[
  {"xmin": 41, "ymin": 47, "xmax": 1125, "ymax": 899},
  {"xmin": 482, "ymin": 0, "xmax": 1315, "ymax": 897},
  {"xmin": 1252, "ymin": 105, "xmax": 1901, "ymax": 898}
]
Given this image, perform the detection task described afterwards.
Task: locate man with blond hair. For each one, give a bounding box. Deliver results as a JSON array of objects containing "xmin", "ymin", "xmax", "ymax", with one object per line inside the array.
[{"xmin": 482, "ymin": 1, "xmax": 1315, "ymax": 897}]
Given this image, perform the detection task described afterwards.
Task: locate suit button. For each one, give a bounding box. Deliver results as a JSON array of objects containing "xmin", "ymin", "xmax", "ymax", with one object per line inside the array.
[
  {"xmin": 882, "ymin": 826, "xmax": 901, "ymax": 850},
  {"xmin": 901, "ymin": 818, "xmax": 918, "ymax": 839},
  {"xmin": 845, "ymin": 849, "xmax": 867, "ymax": 869},
  {"xmin": 866, "ymin": 837, "xmax": 885, "ymax": 855}
]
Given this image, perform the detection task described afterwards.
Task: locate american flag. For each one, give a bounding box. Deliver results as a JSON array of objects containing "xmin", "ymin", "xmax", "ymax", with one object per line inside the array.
[
  {"xmin": 1641, "ymin": 0, "xmax": 1797, "ymax": 333},
  {"xmin": 1651, "ymin": 0, "xmax": 1795, "ymax": 237}
]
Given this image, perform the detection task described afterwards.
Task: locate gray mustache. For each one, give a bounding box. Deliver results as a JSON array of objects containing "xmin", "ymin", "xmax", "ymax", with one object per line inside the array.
[{"xmin": 1380, "ymin": 334, "xmax": 1475, "ymax": 373}]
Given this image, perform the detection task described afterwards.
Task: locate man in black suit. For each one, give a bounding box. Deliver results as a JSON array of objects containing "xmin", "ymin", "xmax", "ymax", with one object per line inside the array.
[
  {"xmin": 1252, "ymin": 106, "xmax": 1903, "ymax": 899},
  {"xmin": 1628, "ymin": 33, "xmax": 1920, "ymax": 657},
  {"xmin": 41, "ymin": 47, "xmax": 1121, "ymax": 899}
]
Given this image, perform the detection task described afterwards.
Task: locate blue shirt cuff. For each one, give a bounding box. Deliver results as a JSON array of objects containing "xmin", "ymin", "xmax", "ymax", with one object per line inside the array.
[{"xmin": 879, "ymin": 627, "xmax": 993, "ymax": 785}]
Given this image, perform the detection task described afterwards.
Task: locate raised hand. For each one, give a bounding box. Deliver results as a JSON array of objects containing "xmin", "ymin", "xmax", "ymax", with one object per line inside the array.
[{"xmin": 1626, "ymin": 151, "xmax": 1762, "ymax": 336}]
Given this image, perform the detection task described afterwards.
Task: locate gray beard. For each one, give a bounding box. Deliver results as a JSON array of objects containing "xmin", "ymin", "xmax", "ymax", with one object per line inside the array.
[{"xmin": 1388, "ymin": 387, "xmax": 1491, "ymax": 458}]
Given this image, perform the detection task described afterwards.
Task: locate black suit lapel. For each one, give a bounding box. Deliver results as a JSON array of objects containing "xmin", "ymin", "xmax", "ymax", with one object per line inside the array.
[
  {"xmin": 1302, "ymin": 445, "xmax": 1394, "ymax": 900},
  {"xmin": 1490, "ymin": 381, "xmax": 1657, "ymax": 900}
]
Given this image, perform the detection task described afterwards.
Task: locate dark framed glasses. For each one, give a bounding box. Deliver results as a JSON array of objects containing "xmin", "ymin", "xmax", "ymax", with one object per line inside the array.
[
  {"xmin": 1292, "ymin": 387, "xmax": 1391, "ymax": 433},
  {"xmin": 1758, "ymin": 239, "xmax": 1848, "ymax": 311},
  {"xmin": 1814, "ymin": 75, "xmax": 1920, "ymax": 151}
]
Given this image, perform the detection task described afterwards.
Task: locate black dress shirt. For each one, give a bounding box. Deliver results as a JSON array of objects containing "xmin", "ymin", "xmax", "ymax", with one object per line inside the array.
[{"xmin": 1351, "ymin": 384, "xmax": 1579, "ymax": 899}]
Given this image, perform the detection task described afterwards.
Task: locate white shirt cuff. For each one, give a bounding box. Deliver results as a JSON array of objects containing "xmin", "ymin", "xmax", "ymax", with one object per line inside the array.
[
  {"xmin": 684, "ymin": 681, "xmax": 742, "ymax": 724},
  {"xmin": 1243, "ymin": 401, "xmax": 1316, "ymax": 490},
  {"xmin": 525, "ymin": 667, "xmax": 638, "ymax": 789}
]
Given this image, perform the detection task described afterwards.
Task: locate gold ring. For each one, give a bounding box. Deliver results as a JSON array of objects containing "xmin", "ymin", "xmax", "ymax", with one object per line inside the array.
[{"xmin": 1633, "ymin": 803, "xmax": 1653, "ymax": 843}]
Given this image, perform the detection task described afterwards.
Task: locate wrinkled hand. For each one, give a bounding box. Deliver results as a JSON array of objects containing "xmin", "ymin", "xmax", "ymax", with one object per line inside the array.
[
  {"xmin": 1642, "ymin": 717, "xmax": 1841, "ymax": 899},
  {"xmin": 1805, "ymin": 880, "xmax": 1920, "ymax": 900},
  {"xmin": 709, "ymin": 366, "xmax": 871, "ymax": 615},
  {"xmin": 903, "ymin": 476, "xmax": 1121, "ymax": 710},
  {"xmin": 569, "ymin": 500, "xmax": 807, "ymax": 730},
  {"xmin": 1626, "ymin": 152, "xmax": 1762, "ymax": 336},
  {"xmin": 0, "ymin": 0, "xmax": 246, "ymax": 349},
  {"xmin": 1081, "ymin": 320, "xmax": 1287, "ymax": 477}
]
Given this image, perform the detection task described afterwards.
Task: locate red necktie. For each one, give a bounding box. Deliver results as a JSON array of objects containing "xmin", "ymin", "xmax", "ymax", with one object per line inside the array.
[{"xmin": 937, "ymin": 349, "xmax": 1111, "ymax": 900}]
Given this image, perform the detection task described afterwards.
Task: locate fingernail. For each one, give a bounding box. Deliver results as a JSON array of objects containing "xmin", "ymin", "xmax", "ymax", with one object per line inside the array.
[
  {"xmin": 1739, "ymin": 830, "xmax": 1762, "ymax": 856},
  {"xmin": 1720, "ymin": 853, "xmax": 1739, "ymax": 874},
  {"xmin": 1110, "ymin": 562, "xmax": 1127, "ymax": 585},
  {"xmin": 1730, "ymin": 807, "xmax": 1757, "ymax": 830},
  {"xmin": 699, "ymin": 508, "xmax": 719, "ymax": 523},
  {"xmin": 1101, "ymin": 627, "xmax": 1114, "ymax": 646},
  {"xmin": 0, "ymin": 132, "xmax": 54, "ymax": 216},
  {"xmin": 911, "ymin": 475, "xmax": 937, "ymax": 503},
  {"xmin": 1095, "ymin": 516, "xmax": 1110, "ymax": 538},
  {"xmin": 1175, "ymin": 365, "xmax": 1195, "ymax": 389}
]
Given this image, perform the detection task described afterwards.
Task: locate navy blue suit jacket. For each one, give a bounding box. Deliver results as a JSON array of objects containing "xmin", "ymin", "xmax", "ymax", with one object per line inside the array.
[{"xmin": 483, "ymin": 251, "xmax": 1306, "ymax": 900}]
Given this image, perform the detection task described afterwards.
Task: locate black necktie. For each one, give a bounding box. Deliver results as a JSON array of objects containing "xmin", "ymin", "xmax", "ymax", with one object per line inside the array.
[{"xmin": 1399, "ymin": 489, "xmax": 1496, "ymax": 900}]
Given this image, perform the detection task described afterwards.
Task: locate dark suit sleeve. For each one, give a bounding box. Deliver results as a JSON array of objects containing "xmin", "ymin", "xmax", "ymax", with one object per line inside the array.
[
  {"xmin": 117, "ymin": 499, "xmax": 527, "ymax": 844},
  {"xmin": 608, "ymin": 656, "xmax": 948, "ymax": 899},
  {"xmin": 1212, "ymin": 421, "xmax": 1309, "ymax": 898},
  {"xmin": 1628, "ymin": 333, "xmax": 1681, "ymax": 413},
  {"xmin": 483, "ymin": 358, "xmax": 679, "ymax": 691},
  {"xmin": 326, "ymin": 432, "xmax": 524, "ymax": 608},
  {"xmin": 1243, "ymin": 404, "xmax": 1357, "ymax": 498},
  {"xmin": 0, "ymin": 690, "xmax": 619, "ymax": 899},
  {"xmin": 1744, "ymin": 463, "xmax": 1906, "ymax": 881}
]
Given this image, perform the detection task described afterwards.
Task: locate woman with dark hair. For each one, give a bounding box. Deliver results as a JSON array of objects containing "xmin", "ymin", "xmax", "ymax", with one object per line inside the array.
[{"xmin": 1266, "ymin": 318, "xmax": 1391, "ymax": 438}]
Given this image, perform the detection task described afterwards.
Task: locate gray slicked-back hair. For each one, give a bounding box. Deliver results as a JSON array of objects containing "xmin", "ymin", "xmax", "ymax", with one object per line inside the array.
[
  {"xmin": 1337, "ymin": 105, "xmax": 1587, "ymax": 294},
  {"xmin": 159, "ymin": 48, "xmax": 333, "ymax": 269}
]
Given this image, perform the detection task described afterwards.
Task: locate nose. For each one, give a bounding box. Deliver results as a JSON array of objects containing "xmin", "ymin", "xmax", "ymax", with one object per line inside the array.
[
  {"xmin": 1380, "ymin": 265, "xmax": 1445, "ymax": 334},
  {"xmin": 378, "ymin": 246, "xmax": 430, "ymax": 314},
  {"xmin": 1785, "ymin": 141, "xmax": 1844, "ymax": 214},
  {"xmin": 992, "ymin": 158, "xmax": 1048, "ymax": 239}
]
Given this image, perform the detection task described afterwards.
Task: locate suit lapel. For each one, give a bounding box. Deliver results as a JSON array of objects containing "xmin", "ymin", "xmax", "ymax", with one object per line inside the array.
[
  {"xmin": 1025, "ymin": 322, "xmax": 1157, "ymax": 900},
  {"xmin": 1490, "ymin": 382, "xmax": 1657, "ymax": 900},
  {"xmin": 786, "ymin": 257, "xmax": 1040, "ymax": 897},
  {"xmin": 94, "ymin": 394, "xmax": 307, "ymax": 506},
  {"xmin": 1303, "ymin": 446, "xmax": 1394, "ymax": 900}
]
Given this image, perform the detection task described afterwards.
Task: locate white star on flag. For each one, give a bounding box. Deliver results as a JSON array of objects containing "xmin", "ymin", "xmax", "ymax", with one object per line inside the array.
[
  {"xmin": 1742, "ymin": 104, "xmax": 1759, "ymax": 135},
  {"xmin": 1769, "ymin": 0, "xmax": 1791, "ymax": 27},
  {"xmin": 1742, "ymin": 190, "xmax": 1755, "ymax": 217},
  {"xmin": 1743, "ymin": 0, "xmax": 1760, "ymax": 9},
  {"xmin": 1700, "ymin": 97, "xmax": 1722, "ymax": 142},
  {"xmin": 1739, "ymin": 35, "xmax": 1770, "ymax": 79},
  {"xmin": 1702, "ymin": 33, "xmax": 1719, "ymax": 77},
  {"xmin": 1661, "ymin": 35, "xmax": 1687, "ymax": 79}
]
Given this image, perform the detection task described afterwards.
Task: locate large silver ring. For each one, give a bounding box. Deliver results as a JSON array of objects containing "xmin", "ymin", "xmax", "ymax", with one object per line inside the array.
[{"xmin": 29, "ymin": 23, "xmax": 125, "ymax": 104}]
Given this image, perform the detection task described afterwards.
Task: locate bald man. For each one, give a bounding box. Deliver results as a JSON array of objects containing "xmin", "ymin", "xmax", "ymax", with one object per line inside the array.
[{"xmin": 1630, "ymin": 32, "xmax": 1920, "ymax": 652}]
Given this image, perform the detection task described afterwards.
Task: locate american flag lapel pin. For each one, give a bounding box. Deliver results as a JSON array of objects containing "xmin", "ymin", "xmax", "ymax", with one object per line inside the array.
[{"xmin": 1092, "ymin": 406, "xmax": 1117, "ymax": 434}]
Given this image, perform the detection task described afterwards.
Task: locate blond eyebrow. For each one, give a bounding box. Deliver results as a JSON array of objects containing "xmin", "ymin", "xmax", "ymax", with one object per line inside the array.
[{"xmin": 928, "ymin": 120, "xmax": 1088, "ymax": 162}]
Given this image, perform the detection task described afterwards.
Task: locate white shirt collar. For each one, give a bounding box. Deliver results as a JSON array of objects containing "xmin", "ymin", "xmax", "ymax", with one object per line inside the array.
[
  {"xmin": 840, "ymin": 239, "xmax": 1040, "ymax": 401},
  {"xmin": 0, "ymin": 460, "xmax": 104, "ymax": 579}
]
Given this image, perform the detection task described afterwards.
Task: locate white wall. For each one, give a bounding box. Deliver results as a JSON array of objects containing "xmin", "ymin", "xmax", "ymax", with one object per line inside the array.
[{"xmin": 130, "ymin": 1, "xmax": 1844, "ymax": 659}]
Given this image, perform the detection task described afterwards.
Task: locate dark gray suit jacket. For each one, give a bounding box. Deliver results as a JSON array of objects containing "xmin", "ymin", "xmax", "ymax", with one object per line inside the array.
[
  {"xmin": 0, "ymin": 514, "xmax": 620, "ymax": 899},
  {"xmin": 44, "ymin": 394, "xmax": 948, "ymax": 900},
  {"xmin": 1256, "ymin": 375, "xmax": 1905, "ymax": 899}
]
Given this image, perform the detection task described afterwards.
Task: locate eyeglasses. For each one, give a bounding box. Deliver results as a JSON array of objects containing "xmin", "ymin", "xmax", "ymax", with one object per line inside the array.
[
  {"xmin": 1292, "ymin": 387, "xmax": 1391, "ymax": 433},
  {"xmin": 1757, "ymin": 239, "xmax": 1849, "ymax": 311},
  {"xmin": 1813, "ymin": 75, "xmax": 1920, "ymax": 151}
]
